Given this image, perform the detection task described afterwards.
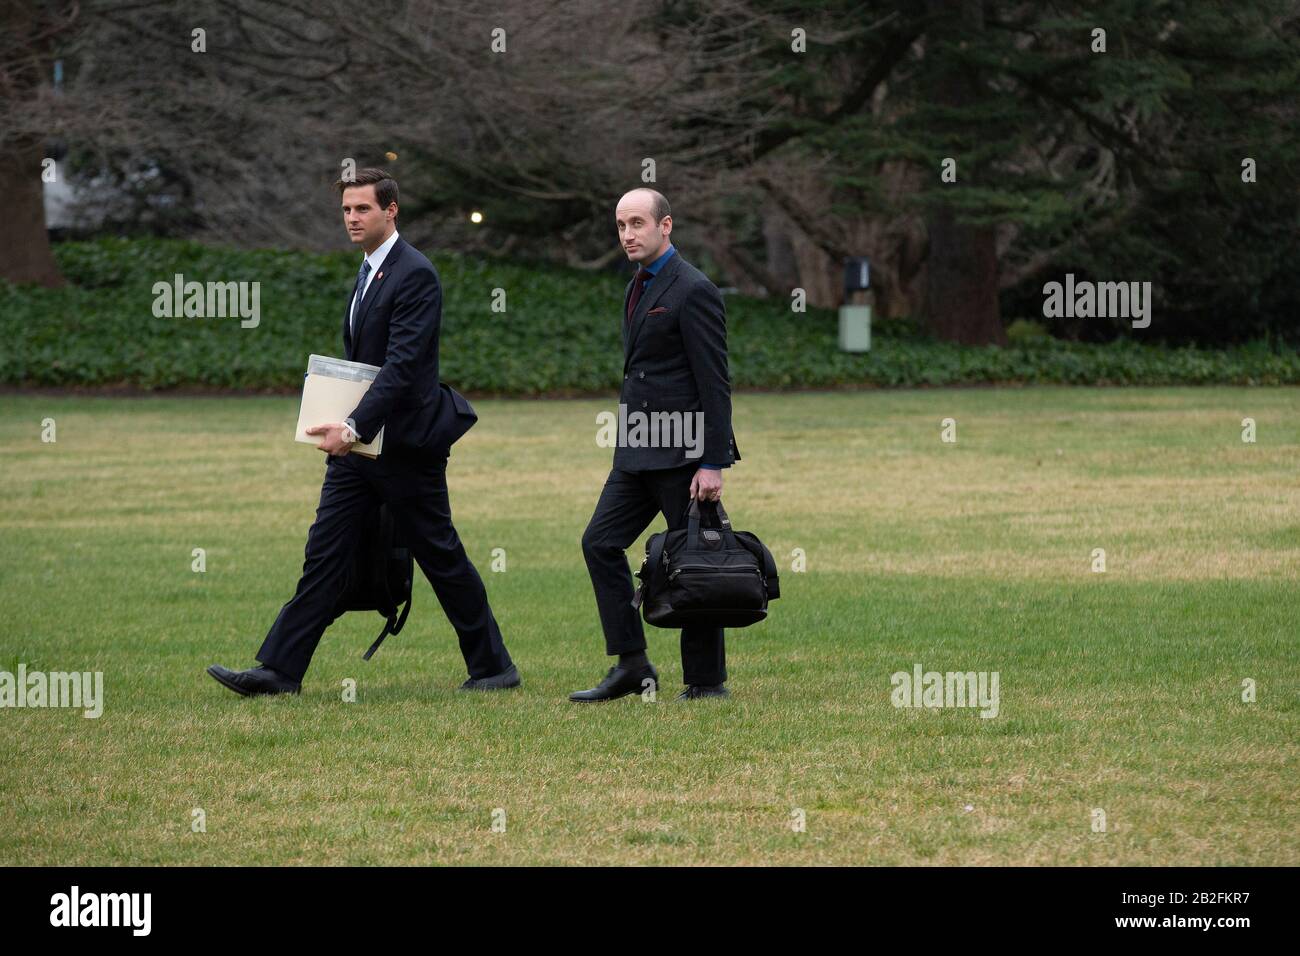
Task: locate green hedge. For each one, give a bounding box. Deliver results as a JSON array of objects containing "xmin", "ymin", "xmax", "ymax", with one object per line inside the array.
[{"xmin": 2, "ymin": 238, "xmax": 1298, "ymax": 392}]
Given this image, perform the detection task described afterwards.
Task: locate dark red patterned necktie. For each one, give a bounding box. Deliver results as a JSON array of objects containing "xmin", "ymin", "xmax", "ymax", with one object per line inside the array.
[{"xmin": 625, "ymin": 268, "xmax": 652, "ymax": 326}]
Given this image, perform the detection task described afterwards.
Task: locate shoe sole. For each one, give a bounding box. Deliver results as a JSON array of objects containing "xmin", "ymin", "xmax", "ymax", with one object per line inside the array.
[
  {"xmin": 206, "ymin": 666, "xmax": 299, "ymax": 697},
  {"xmin": 569, "ymin": 688, "xmax": 637, "ymax": 703},
  {"xmin": 458, "ymin": 679, "xmax": 522, "ymax": 692},
  {"xmin": 569, "ymin": 676, "xmax": 659, "ymax": 703}
]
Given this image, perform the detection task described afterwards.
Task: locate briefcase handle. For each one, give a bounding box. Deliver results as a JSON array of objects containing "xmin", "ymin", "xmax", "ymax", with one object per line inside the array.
[
  {"xmin": 686, "ymin": 498, "xmax": 738, "ymax": 551},
  {"xmin": 686, "ymin": 496, "xmax": 731, "ymax": 524}
]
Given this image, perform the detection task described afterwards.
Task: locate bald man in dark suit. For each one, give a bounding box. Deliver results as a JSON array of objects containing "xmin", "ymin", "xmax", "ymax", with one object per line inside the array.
[{"xmin": 571, "ymin": 188, "xmax": 741, "ymax": 703}]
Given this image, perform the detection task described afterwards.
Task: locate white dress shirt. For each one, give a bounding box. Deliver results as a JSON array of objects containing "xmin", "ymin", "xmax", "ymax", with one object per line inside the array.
[{"xmin": 350, "ymin": 229, "xmax": 400, "ymax": 335}]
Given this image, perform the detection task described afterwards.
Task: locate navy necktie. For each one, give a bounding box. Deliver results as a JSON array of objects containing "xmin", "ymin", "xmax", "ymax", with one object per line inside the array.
[
  {"xmin": 350, "ymin": 259, "xmax": 372, "ymax": 335},
  {"xmin": 626, "ymin": 267, "xmax": 652, "ymax": 326}
]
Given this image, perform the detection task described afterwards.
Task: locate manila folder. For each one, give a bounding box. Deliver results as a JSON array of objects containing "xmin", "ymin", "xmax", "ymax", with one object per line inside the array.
[{"xmin": 295, "ymin": 373, "xmax": 384, "ymax": 459}]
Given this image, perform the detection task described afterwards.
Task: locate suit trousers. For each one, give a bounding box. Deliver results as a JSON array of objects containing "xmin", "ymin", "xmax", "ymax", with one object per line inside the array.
[
  {"xmin": 257, "ymin": 450, "xmax": 512, "ymax": 683},
  {"xmin": 582, "ymin": 464, "xmax": 726, "ymax": 686}
]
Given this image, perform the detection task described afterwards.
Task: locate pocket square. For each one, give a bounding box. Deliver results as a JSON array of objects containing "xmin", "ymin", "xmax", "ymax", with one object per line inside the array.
[{"xmin": 647, "ymin": 306, "xmax": 669, "ymax": 315}]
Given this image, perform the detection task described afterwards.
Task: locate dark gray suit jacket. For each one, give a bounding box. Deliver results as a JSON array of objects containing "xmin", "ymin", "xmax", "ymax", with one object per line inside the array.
[{"xmin": 615, "ymin": 251, "xmax": 741, "ymax": 471}]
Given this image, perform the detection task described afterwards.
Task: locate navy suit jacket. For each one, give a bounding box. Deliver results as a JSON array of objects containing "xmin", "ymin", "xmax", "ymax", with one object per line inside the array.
[{"xmin": 343, "ymin": 235, "xmax": 476, "ymax": 460}]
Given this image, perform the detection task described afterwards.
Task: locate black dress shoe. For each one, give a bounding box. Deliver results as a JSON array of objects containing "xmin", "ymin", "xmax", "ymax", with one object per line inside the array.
[
  {"xmin": 569, "ymin": 662, "xmax": 659, "ymax": 702},
  {"xmin": 676, "ymin": 684, "xmax": 729, "ymax": 701},
  {"xmin": 207, "ymin": 663, "xmax": 301, "ymax": 697},
  {"xmin": 459, "ymin": 664, "xmax": 522, "ymax": 691}
]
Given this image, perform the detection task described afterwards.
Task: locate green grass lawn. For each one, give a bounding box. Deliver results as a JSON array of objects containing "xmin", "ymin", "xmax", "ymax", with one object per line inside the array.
[{"xmin": 1, "ymin": 386, "xmax": 1297, "ymax": 865}]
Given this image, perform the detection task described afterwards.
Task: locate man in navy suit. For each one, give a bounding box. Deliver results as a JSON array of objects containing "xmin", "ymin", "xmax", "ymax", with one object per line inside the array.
[
  {"xmin": 570, "ymin": 188, "xmax": 741, "ymax": 703},
  {"xmin": 207, "ymin": 168, "xmax": 518, "ymax": 696}
]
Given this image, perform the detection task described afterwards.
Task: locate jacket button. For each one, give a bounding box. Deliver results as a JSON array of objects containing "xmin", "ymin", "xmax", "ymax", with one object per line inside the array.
[
  {"xmin": 641, "ymin": 401, "xmax": 648, "ymax": 408},
  {"xmin": 624, "ymin": 374, "xmax": 628, "ymax": 380},
  {"xmin": 638, "ymin": 371, "xmax": 645, "ymax": 379}
]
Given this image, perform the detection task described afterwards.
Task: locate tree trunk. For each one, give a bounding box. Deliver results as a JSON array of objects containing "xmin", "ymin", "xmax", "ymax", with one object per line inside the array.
[
  {"xmin": 2, "ymin": 136, "xmax": 65, "ymax": 287},
  {"xmin": 1, "ymin": 0, "xmax": 67, "ymax": 288},
  {"xmin": 762, "ymin": 207, "xmax": 800, "ymax": 294},
  {"xmin": 925, "ymin": 207, "xmax": 1002, "ymax": 343},
  {"xmin": 922, "ymin": 0, "xmax": 1003, "ymax": 345}
]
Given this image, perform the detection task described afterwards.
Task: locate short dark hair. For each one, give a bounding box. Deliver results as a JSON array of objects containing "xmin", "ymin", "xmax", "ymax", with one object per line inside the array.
[{"xmin": 335, "ymin": 167, "xmax": 398, "ymax": 211}]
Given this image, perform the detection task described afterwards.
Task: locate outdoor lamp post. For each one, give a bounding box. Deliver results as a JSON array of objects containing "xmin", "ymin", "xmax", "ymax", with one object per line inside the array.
[{"xmin": 839, "ymin": 256, "xmax": 871, "ymax": 353}]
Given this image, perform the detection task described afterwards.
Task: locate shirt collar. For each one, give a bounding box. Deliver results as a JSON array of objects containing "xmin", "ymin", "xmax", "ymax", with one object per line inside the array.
[
  {"xmin": 643, "ymin": 243, "xmax": 675, "ymax": 276},
  {"xmin": 365, "ymin": 229, "xmax": 400, "ymax": 272}
]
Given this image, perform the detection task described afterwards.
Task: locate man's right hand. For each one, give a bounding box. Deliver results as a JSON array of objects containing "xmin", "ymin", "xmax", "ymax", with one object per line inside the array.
[{"xmin": 690, "ymin": 467, "xmax": 723, "ymax": 502}]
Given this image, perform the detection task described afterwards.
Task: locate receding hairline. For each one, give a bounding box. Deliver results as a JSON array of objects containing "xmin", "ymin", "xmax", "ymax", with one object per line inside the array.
[{"xmin": 616, "ymin": 188, "xmax": 671, "ymax": 222}]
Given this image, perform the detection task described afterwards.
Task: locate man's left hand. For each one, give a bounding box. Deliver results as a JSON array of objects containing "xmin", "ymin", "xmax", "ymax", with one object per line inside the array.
[
  {"xmin": 690, "ymin": 467, "xmax": 723, "ymax": 502},
  {"xmin": 306, "ymin": 422, "xmax": 355, "ymax": 457}
]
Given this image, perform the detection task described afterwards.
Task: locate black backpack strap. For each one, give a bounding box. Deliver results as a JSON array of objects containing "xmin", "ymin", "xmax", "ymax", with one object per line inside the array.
[
  {"xmin": 391, "ymin": 589, "xmax": 412, "ymax": 634},
  {"xmin": 361, "ymin": 594, "xmax": 411, "ymax": 661},
  {"xmin": 361, "ymin": 507, "xmax": 412, "ymax": 661},
  {"xmin": 362, "ymin": 618, "xmax": 391, "ymax": 661}
]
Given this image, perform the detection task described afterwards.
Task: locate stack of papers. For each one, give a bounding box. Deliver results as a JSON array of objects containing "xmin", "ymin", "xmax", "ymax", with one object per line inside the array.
[{"xmin": 294, "ymin": 354, "xmax": 385, "ymax": 458}]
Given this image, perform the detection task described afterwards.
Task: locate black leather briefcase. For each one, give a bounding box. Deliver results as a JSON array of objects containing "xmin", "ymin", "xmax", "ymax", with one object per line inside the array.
[
  {"xmin": 632, "ymin": 499, "xmax": 780, "ymax": 629},
  {"xmin": 332, "ymin": 501, "xmax": 413, "ymax": 660}
]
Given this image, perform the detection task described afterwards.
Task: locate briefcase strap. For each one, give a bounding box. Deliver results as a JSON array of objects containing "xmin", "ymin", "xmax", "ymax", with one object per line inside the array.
[
  {"xmin": 633, "ymin": 532, "xmax": 669, "ymax": 609},
  {"xmin": 757, "ymin": 540, "xmax": 781, "ymax": 599},
  {"xmin": 647, "ymin": 533, "xmax": 668, "ymax": 581}
]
